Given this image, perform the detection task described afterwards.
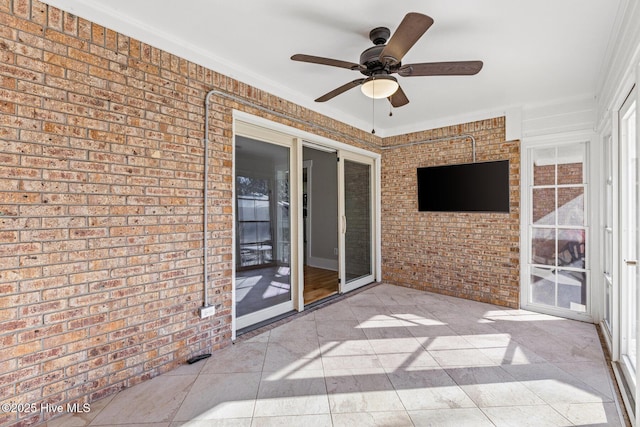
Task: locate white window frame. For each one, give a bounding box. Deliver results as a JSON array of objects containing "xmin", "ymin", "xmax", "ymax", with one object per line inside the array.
[
  {"xmin": 520, "ymin": 130, "xmax": 598, "ymax": 322},
  {"xmin": 600, "ymin": 132, "xmax": 618, "ymax": 351}
]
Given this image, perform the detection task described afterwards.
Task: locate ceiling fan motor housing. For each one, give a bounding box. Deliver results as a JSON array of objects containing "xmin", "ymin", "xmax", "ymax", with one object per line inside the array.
[
  {"xmin": 360, "ymin": 45, "xmax": 398, "ymax": 76},
  {"xmin": 369, "ymin": 27, "xmax": 390, "ymax": 45}
]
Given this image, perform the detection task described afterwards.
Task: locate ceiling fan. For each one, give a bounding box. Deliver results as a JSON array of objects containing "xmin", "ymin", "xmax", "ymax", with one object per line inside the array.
[{"xmin": 291, "ymin": 12, "xmax": 483, "ymax": 107}]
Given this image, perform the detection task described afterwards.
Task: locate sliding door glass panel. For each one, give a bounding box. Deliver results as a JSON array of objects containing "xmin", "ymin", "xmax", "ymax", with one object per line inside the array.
[
  {"xmin": 235, "ymin": 136, "xmax": 291, "ymax": 321},
  {"xmin": 302, "ymin": 146, "xmax": 339, "ymax": 305},
  {"xmin": 528, "ymin": 143, "xmax": 588, "ymax": 314},
  {"xmin": 344, "ymin": 159, "xmax": 372, "ymax": 283}
]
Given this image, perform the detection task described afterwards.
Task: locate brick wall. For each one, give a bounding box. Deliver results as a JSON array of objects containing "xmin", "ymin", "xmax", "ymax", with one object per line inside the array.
[
  {"xmin": 381, "ymin": 118, "xmax": 521, "ymax": 307},
  {"xmin": 0, "ymin": 1, "xmax": 379, "ymax": 426}
]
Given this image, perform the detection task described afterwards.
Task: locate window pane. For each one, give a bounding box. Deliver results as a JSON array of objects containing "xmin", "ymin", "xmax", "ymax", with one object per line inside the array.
[
  {"xmin": 557, "ymin": 187, "xmax": 584, "ymax": 226},
  {"xmin": 531, "ymin": 227, "xmax": 556, "ymax": 266},
  {"xmin": 255, "ymin": 199, "xmax": 270, "ymax": 221},
  {"xmin": 257, "ymin": 222, "xmax": 271, "ymax": 242},
  {"xmin": 556, "ymin": 268, "xmax": 586, "ymax": 311},
  {"xmin": 531, "ymin": 267, "xmax": 556, "ymax": 306},
  {"xmin": 558, "ymin": 228, "xmax": 585, "ymax": 269},
  {"xmin": 604, "ymin": 230, "xmax": 612, "ymax": 275},
  {"xmin": 236, "ymin": 176, "xmax": 269, "ymax": 197},
  {"xmin": 605, "ymin": 278, "xmax": 612, "ymax": 331},
  {"xmin": 557, "ymin": 143, "xmax": 585, "ymax": 185},
  {"xmin": 533, "ymin": 148, "xmax": 555, "ymax": 185},
  {"xmin": 628, "ymin": 282, "xmax": 637, "ymax": 370},
  {"xmin": 606, "ymin": 184, "xmax": 613, "ymax": 226},
  {"xmin": 238, "ymin": 198, "xmax": 255, "ymax": 221},
  {"xmin": 239, "ymin": 222, "xmax": 257, "ymax": 244},
  {"xmin": 533, "ymin": 188, "xmax": 556, "ymax": 225}
]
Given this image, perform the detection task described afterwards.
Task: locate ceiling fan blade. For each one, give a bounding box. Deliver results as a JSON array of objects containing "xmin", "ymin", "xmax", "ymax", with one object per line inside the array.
[
  {"xmin": 379, "ymin": 13, "xmax": 433, "ymax": 64},
  {"xmin": 399, "ymin": 61, "xmax": 484, "ymax": 77},
  {"xmin": 291, "ymin": 54, "xmax": 363, "ymax": 71},
  {"xmin": 388, "ymin": 85, "xmax": 409, "ymax": 107},
  {"xmin": 315, "ymin": 79, "xmax": 365, "ymax": 102}
]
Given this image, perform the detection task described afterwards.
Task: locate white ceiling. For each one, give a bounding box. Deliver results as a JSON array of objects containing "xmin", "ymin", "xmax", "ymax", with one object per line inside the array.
[{"xmin": 42, "ymin": 0, "xmax": 623, "ymax": 137}]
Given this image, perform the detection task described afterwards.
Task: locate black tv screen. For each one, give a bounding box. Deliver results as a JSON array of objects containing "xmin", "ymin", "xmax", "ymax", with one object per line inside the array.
[{"xmin": 417, "ymin": 160, "xmax": 510, "ymax": 213}]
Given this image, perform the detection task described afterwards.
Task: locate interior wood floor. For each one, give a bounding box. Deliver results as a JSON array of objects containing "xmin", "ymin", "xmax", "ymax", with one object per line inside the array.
[{"xmin": 303, "ymin": 266, "xmax": 339, "ymax": 305}]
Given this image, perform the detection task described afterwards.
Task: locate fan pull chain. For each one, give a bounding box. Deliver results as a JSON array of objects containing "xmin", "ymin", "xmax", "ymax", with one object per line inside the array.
[
  {"xmin": 371, "ymin": 97, "xmax": 376, "ymax": 134},
  {"xmin": 389, "ymin": 103, "xmax": 393, "ymax": 117},
  {"xmin": 371, "ymin": 79, "xmax": 376, "ymax": 134}
]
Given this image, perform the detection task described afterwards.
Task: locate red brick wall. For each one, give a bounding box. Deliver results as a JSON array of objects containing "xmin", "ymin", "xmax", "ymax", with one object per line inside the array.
[
  {"xmin": 0, "ymin": 1, "xmax": 379, "ymax": 425},
  {"xmin": 381, "ymin": 118, "xmax": 521, "ymax": 307}
]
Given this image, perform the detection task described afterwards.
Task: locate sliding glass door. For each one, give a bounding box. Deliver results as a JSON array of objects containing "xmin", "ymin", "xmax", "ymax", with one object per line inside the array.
[
  {"xmin": 340, "ymin": 152, "xmax": 376, "ymax": 293},
  {"xmin": 234, "ymin": 126, "xmax": 296, "ymax": 330},
  {"xmin": 234, "ymin": 117, "xmax": 379, "ymax": 331}
]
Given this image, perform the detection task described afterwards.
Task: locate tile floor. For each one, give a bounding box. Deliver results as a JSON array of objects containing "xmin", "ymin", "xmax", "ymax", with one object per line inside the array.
[{"xmin": 47, "ymin": 284, "xmax": 625, "ymax": 427}]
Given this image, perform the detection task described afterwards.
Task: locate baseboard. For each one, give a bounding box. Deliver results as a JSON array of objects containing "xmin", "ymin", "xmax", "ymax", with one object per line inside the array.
[
  {"xmin": 612, "ymin": 361, "xmax": 635, "ymax": 426},
  {"xmin": 306, "ymin": 256, "xmax": 338, "ymax": 271}
]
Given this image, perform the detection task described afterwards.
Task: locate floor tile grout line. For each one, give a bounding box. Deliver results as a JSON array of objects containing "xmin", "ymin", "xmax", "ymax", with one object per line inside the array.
[
  {"xmin": 313, "ymin": 311, "xmax": 336, "ymax": 426},
  {"xmin": 250, "ymin": 338, "xmax": 272, "ymax": 424},
  {"xmin": 165, "ymin": 362, "xmax": 209, "ymax": 426},
  {"xmin": 83, "ymin": 394, "xmax": 116, "ymax": 427},
  {"xmin": 478, "ymin": 403, "xmax": 574, "ymax": 426}
]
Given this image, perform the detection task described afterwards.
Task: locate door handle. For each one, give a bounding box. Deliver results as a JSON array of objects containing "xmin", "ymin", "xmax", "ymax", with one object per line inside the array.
[
  {"xmin": 342, "ymin": 216, "xmax": 346, "ymax": 234},
  {"xmin": 626, "ymin": 260, "xmax": 638, "ymax": 266}
]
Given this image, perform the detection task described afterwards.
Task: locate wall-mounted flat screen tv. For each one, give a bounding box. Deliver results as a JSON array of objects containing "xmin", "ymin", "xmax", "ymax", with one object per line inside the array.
[{"xmin": 417, "ymin": 160, "xmax": 510, "ymax": 213}]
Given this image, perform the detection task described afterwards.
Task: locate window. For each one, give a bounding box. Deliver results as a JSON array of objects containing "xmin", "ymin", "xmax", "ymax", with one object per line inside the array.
[
  {"xmin": 236, "ymin": 176, "xmax": 274, "ymax": 268},
  {"xmin": 526, "ymin": 143, "xmax": 589, "ymax": 315},
  {"xmin": 603, "ymin": 135, "xmax": 615, "ymax": 333}
]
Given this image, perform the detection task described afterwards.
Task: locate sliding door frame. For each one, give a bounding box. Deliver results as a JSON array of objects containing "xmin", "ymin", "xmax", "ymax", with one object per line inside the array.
[
  {"xmin": 233, "ymin": 121, "xmax": 300, "ymax": 331},
  {"xmin": 338, "ymin": 150, "xmax": 377, "ymax": 293},
  {"xmin": 232, "ymin": 111, "xmax": 381, "ymax": 338}
]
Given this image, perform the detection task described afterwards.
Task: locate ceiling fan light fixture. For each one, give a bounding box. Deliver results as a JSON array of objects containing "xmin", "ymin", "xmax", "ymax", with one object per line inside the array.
[{"xmin": 360, "ymin": 75, "xmax": 399, "ymax": 99}]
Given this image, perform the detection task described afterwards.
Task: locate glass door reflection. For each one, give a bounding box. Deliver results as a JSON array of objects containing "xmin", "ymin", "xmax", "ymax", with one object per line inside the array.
[{"xmin": 235, "ymin": 135, "xmax": 292, "ymax": 328}]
